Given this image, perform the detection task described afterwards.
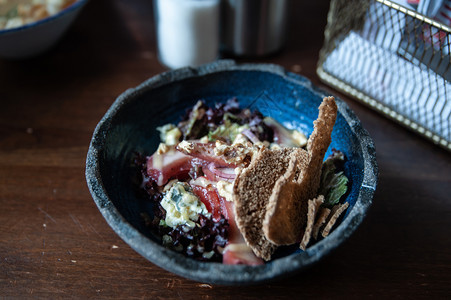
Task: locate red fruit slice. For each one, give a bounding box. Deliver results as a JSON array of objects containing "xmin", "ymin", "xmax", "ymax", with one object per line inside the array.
[{"xmin": 191, "ymin": 184, "xmax": 229, "ymax": 222}]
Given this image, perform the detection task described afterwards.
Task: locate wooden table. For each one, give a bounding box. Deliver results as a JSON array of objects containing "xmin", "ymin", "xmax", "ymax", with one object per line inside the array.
[{"xmin": 1, "ymin": 0, "xmax": 450, "ymax": 298}]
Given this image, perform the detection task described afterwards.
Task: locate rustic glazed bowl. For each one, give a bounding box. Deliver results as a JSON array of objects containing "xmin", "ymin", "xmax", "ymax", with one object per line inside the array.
[{"xmin": 85, "ymin": 60, "xmax": 377, "ymax": 285}]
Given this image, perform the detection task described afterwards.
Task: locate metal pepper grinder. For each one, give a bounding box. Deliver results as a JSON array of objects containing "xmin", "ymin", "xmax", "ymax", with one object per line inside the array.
[{"xmin": 220, "ymin": 0, "xmax": 288, "ymax": 57}]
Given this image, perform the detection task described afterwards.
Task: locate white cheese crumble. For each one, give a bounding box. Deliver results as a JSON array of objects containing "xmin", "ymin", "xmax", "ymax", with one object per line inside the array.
[
  {"xmin": 214, "ymin": 140, "xmax": 255, "ymax": 165},
  {"xmin": 177, "ymin": 140, "xmax": 194, "ymax": 152},
  {"xmin": 291, "ymin": 130, "xmax": 307, "ymax": 147},
  {"xmin": 157, "ymin": 124, "xmax": 182, "ymax": 146},
  {"xmin": 232, "ymin": 133, "xmax": 248, "ymax": 145},
  {"xmin": 216, "ymin": 180, "xmax": 234, "ymax": 202},
  {"xmin": 199, "ymin": 135, "xmax": 209, "ymax": 143},
  {"xmin": 190, "ymin": 176, "xmax": 213, "ymax": 188},
  {"xmin": 156, "ymin": 143, "xmax": 170, "ymax": 155}
]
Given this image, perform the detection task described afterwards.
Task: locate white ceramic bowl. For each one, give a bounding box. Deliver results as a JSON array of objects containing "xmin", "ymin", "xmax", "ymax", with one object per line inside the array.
[{"xmin": 0, "ymin": 0, "xmax": 89, "ymax": 59}]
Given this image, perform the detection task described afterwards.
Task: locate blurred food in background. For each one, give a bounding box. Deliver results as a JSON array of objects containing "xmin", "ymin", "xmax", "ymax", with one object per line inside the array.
[
  {"xmin": 0, "ymin": 0, "xmax": 88, "ymax": 59},
  {"xmin": 0, "ymin": 0, "xmax": 77, "ymax": 29}
]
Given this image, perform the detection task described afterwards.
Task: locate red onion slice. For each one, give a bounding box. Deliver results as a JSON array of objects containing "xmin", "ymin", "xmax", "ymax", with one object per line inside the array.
[
  {"xmin": 241, "ymin": 129, "xmax": 260, "ymax": 144},
  {"xmin": 207, "ymin": 162, "xmax": 236, "ymax": 180}
]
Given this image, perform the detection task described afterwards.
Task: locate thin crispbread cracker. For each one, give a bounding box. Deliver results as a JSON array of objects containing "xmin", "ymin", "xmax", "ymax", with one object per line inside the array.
[
  {"xmin": 234, "ymin": 97, "xmax": 339, "ymax": 258},
  {"xmin": 312, "ymin": 206, "xmax": 331, "ymax": 240},
  {"xmin": 263, "ymin": 149, "xmax": 308, "ymax": 245},
  {"xmin": 321, "ymin": 202, "xmax": 349, "ymax": 238},
  {"xmin": 233, "ymin": 148, "xmax": 295, "ymax": 261},
  {"xmin": 262, "ymin": 97, "xmax": 337, "ymax": 246},
  {"xmin": 298, "ymin": 96, "xmax": 337, "ymax": 192},
  {"xmin": 300, "ymin": 196, "xmax": 324, "ymax": 250}
]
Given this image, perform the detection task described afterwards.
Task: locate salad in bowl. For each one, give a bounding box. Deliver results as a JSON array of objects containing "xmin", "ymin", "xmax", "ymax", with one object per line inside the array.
[{"xmin": 136, "ymin": 97, "xmax": 349, "ymax": 265}]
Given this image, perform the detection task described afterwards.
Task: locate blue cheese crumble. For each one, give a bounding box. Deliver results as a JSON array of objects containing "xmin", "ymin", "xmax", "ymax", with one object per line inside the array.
[{"xmin": 160, "ymin": 181, "xmax": 210, "ymax": 230}]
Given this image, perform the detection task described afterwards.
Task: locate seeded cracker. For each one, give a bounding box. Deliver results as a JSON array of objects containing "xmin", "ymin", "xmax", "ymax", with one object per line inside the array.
[
  {"xmin": 234, "ymin": 97, "xmax": 339, "ymax": 260},
  {"xmin": 263, "ymin": 97, "xmax": 337, "ymax": 246},
  {"xmin": 303, "ymin": 96, "xmax": 338, "ymax": 187},
  {"xmin": 300, "ymin": 196, "xmax": 324, "ymax": 250},
  {"xmin": 321, "ymin": 202, "xmax": 349, "ymax": 238},
  {"xmin": 312, "ymin": 207, "xmax": 332, "ymax": 240},
  {"xmin": 262, "ymin": 149, "xmax": 308, "ymax": 245},
  {"xmin": 233, "ymin": 148, "xmax": 296, "ymax": 261}
]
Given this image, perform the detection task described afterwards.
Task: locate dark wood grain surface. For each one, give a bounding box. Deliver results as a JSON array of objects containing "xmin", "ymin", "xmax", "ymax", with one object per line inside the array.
[{"xmin": 1, "ymin": 0, "xmax": 450, "ymax": 298}]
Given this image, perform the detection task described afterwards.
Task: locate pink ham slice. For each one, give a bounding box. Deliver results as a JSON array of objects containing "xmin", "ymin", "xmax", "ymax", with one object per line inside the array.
[
  {"xmin": 176, "ymin": 142, "xmax": 236, "ymax": 167},
  {"xmin": 146, "ymin": 149, "xmax": 193, "ymax": 186}
]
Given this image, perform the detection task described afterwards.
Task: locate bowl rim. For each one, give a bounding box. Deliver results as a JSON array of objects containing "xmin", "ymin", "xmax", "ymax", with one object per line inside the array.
[
  {"xmin": 0, "ymin": 0, "xmax": 89, "ymax": 36},
  {"xmin": 85, "ymin": 60, "xmax": 378, "ymax": 285}
]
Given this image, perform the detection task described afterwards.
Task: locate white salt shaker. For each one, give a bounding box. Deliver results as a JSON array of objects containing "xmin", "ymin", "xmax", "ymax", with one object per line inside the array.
[{"xmin": 154, "ymin": 0, "xmax": 220, "ymax": 69}]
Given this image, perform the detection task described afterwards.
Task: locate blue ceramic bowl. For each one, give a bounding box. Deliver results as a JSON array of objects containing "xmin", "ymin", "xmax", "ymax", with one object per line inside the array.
[
  {"xmin": 86, "ymin": 60, "xmax": 377, "ymax": 285},
  {"xmin": 0, "ymin": 0, "xmax": 89, "ymax": 59}
]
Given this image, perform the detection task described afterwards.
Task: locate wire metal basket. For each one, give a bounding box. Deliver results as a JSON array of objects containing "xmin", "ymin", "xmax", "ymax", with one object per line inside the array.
[{"xmin": 317, "ymin": 0, "xmax": 450, "ymax": 151}]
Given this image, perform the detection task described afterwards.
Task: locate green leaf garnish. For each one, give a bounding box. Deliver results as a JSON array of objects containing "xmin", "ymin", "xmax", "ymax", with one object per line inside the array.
[
  {"xmin": 5, "ymin": 6, "xmax": 18, "ymax": 19},
  {"xmin": 208, "ymin": 119, "xmax": 247, "ymax": 143},
  {"xmin": 319, "ymin": 151, "xmax": 349, "ymax": 207}
]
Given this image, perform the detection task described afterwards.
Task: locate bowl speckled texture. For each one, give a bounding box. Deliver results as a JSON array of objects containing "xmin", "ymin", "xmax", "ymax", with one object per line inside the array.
[
  {"xmin": 0, "ymin": 0, "xmax": 89, "ymax": 59},
  {"xmin": 85, "ymin": 60, "xmax": 378, "ymax": 285}
]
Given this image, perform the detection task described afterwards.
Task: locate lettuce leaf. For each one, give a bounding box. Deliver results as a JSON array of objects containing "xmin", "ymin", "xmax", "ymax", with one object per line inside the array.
[
  {"xmin": 208, "ymin": 116, "xmax": 249, "ymax": 143},
  {"xmin": 319, "ymin": 150, "xmax": 349, "ymax": 207},
  {"xmin": 178, "ymin": 100, "xmax": 209, "ymax": 140}
]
